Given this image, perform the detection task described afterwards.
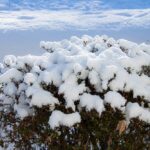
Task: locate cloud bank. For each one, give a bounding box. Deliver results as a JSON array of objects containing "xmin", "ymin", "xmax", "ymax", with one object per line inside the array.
[
  {"xmin": 0, "ymin": 0, "xmax": 150, "ymax": 31},
  {"xmin": 0, "ymin": 9, "xmax": 150, "ymax": 31}
]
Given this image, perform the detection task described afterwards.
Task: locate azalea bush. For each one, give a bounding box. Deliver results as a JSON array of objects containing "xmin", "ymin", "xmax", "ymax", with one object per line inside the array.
[{"xmin": 0, "ymin": 35, "xmax": 149, "ymax": 149}]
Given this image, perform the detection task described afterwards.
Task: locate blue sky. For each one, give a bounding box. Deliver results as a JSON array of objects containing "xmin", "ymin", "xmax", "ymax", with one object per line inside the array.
[
  {"xmin": 0, "ymin": 0, "xmax": 150, "ymax": 59},
  {"xmin": 0, "ymin": 0, "xmax": 150, "ymax": 10}
]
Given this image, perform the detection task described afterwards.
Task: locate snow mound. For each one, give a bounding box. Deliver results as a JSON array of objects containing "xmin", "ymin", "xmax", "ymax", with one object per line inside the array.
[
  {"xmin": 0, "ymin": 35, "xmax": 150, "ymax": 131},
  {"xmin": 80, "ymin": 93, "xmax": 105, "ymax": 115},
  {"xmin": 104, "ymin": 91, "xmax": 126, "ymax": 111},
  {"xmin": 49, "ymin": 110, "xmax": 81, "ymax": 129}
]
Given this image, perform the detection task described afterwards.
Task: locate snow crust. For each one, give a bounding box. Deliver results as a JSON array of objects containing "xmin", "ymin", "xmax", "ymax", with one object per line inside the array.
[{"xmin": 0, "ymin": 35, "xmax": 150, "ymax": 130}]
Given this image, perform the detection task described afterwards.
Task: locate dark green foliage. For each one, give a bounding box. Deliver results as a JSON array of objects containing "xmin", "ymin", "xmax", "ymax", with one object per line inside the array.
[
  {"xmin": 140, "ymin": 65, "xmax": 150, "ymax": 77},
  {"xmin": 0, "ymin": 102, "xmax": 149, "ymax": 150}
]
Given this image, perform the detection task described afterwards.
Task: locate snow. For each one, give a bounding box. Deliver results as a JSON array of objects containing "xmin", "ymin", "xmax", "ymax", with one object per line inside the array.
[
  {"xmin": 100, "ymin": 65, "xmax": 118, "ymax": 90},
  {"xmin": 3, "ymin": 82, "xmax": 17, "ymax": 96},
  {"xmin": 3, "ymin": 55, "xmax": 16, "ymax": 68},
  {"xmin": 124, "ymin": 74, "xmax": 150, "ymax": 100},
  {"xmin": 49, "ymin": 110, "xmax": 81, "ymax": 129},
  {"xmin": 104, "ymin": 91, "xmax": 127, "ymax": 110},
  {"xmin": 88, "ymin": 70, "xmax": 102, "ymax": 92},
  {"xmin": 80, "ymin": 93, "xmax": 105, "ymax": 115},
  {"xmin": 38, "ymin": 70, "xmax": 62, "ymax": 86},
  {"xmin": 40, "ymin": 41, "xmax": 61, "ymax": 53},
  {"xmin": 24, "ymin": 73, "xmax": 37, "ymax": 85},
  {"xmin": 118, "ymin": 39, "xmax": 138, "ymax": 55},
  {"xmin": 126, "ymin": 102, "xmax": 150, "ymax": 123},
  {"xmin": 59, "ymin": 74, "xmax": 86, "ymax": 110},
  {"xmin": 0, "ymin": 68, "xmax": 23, "ymax": 83},
  {"xmin": 26, "ymin": 86, "xmax": 59, "ymax": 107},
  {"xmin": 14, "ymin": 104, "xmax": 32, "ymax": 119},
  {"xmin": 0, "ymin": 35, "xmax": 150, "ymax": 132}
]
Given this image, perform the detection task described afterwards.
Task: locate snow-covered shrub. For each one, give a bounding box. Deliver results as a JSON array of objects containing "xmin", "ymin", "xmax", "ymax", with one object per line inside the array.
[{"xmin": 0, "ymin": 35, "xmax": 150, "ymax": 149}]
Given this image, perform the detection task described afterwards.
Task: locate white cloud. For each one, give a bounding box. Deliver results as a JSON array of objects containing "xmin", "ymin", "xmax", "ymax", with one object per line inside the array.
[{"xmin": 0, "ymin": 9, "xmax": 150, "ymax": 30}]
